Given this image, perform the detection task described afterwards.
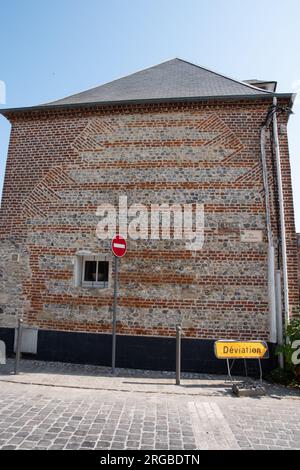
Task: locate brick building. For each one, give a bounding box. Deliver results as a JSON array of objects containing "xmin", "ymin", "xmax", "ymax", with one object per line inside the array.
[
  {"xmin": 0, "ymin": 59, "xmax": 299, "ymax": 372},
  {"xmin": 298, "ymin": 233, "xmax": 300, "ymax": 294}
]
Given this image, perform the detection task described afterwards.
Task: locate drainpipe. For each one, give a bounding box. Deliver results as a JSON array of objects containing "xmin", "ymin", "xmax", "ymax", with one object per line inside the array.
[
  {"xmin": 272, "ymin": 96, "xmax": 290, "ymax": 326},
  {"xmin": 275, "ymin": 269, "xmax": 284, "ymax": 368},
  {"xmin": 260, "ymin": 115, "xmax": 277, "ymax": 343}
]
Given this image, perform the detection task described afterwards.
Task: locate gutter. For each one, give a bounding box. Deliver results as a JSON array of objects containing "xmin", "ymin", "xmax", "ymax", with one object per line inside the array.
[
  {"xmin": 260, "ymin": 108, "xmax": 277, "ymax": 344},
  {"xmin": 0, "ymin": 92, "xmax": 295, "ymax": 118}
]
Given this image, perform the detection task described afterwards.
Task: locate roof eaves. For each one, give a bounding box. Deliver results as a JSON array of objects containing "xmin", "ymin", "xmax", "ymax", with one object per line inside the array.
[{"xmin": 0, "ymin": 92, "xmax": 294, "ymax": 118}]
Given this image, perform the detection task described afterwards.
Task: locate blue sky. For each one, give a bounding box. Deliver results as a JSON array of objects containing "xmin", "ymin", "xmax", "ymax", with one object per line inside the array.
[{"xmin": 0, "ymin": 0, "xmax": 299, "ymax": 230}]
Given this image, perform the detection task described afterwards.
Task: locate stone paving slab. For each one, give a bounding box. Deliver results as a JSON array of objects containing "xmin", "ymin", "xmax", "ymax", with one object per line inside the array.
[{"xmin": 188, "ymin": 402, "xmax": 239, "ymax": 449}]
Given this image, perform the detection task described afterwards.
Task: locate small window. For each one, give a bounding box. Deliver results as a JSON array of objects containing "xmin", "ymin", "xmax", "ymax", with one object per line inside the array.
[{"xmin": 82, "ymin": 257, "xmax": 109, "ymax": 288}]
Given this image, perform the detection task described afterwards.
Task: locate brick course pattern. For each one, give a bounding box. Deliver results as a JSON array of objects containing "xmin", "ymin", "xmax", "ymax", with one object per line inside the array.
[{"xmin": 0, "ymin": 100, "xmax": 299, "ymax": 339}]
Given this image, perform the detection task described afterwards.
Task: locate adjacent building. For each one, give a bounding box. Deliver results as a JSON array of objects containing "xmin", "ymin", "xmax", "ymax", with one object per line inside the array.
[{"xmin": 0, "ymin": 59, "xmax": 299, "ymax": 372}]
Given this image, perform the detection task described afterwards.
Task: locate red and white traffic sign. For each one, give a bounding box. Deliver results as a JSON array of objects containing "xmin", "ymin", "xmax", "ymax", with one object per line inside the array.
[{"xmin": 111, "ymin": 234, "xmax": 127, "ymax": 257}]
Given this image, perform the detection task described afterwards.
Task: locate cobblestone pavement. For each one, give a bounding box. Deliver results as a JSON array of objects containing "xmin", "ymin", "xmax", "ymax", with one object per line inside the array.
[{"xmin": 0, "ymin": 360, "xmax": 299, "ymax": 450}]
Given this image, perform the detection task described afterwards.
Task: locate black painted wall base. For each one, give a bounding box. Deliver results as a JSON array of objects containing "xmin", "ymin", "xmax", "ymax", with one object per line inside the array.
[
  {"xmin": 0, "ymin": 327, "xmax": 14, "ymax": 356},
  {"xmin": 0, "ymin": 327, "xmax": 277, "ymax": 376}
]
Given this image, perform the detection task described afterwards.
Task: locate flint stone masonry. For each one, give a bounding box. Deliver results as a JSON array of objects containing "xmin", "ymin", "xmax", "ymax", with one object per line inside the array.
[
  {"xmin": 45, "ymin": 279, "xmax": 267, "ymax": 302},
  {"xmin": 0, "ymin": 100, "xmax": 299, "ymax": 348},
  {"xmin": 81, "ymin": 147, "xmax": 233, "ymax": 164},
  {"xmin": 28, "ymin": 210, "xmax": 265, "ymax": 229},
  {"xmin": 68, "ymin": 167, "xmax": 248, "ymax": 184},
  {"xmin": 58, "ymin": 188, "xmax": 263, "ymax": 205},
  {"xmin": 26, "ymin": 231, "xmax": 268, "ymax": 253},
  {"xmin": 0, "ymin": 241, "xmax": 31, "ymax": 327}
]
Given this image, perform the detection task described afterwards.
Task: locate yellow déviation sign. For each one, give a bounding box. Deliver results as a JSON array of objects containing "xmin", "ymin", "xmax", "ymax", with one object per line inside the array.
[{"xmin": 214, "ymin": 340, "xmax": 269, "ymax": 359}]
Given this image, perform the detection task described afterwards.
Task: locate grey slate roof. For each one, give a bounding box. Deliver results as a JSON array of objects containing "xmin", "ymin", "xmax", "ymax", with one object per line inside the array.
[
  {"xmin": 1, "ymin": 58, "xmax": 295, "ymax": 116},
  {"xmin": 45, "ymin": 58, "xmax": 272, "ymax": 107}
]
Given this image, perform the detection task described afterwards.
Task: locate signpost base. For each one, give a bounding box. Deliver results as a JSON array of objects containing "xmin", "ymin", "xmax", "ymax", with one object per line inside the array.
[
  {"xmin": 225, "ymin": 358, "xmax": 267, "ymax": 397},
  {"xmin": 215, "ymin": 340, "xmax": 268, "ymax": 397},
  {"xmin": 232, "ymin": 381, "xmax": 266, "ymax": 397}
]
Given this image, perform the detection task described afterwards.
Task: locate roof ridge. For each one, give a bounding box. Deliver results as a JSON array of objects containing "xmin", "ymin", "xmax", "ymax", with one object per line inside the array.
[{"xmin": 175, "ymin": 57, "xmax": 273, "ymax": 95}]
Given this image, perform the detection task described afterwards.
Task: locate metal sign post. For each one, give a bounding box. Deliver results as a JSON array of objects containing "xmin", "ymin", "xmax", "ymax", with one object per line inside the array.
[
  {"xmin": 111, "ymin": 255, "xmax": 119, "ymax": 375},
  {"xmin": 111, "ymin": 235, "xmax": 127, "ymax": 375}
]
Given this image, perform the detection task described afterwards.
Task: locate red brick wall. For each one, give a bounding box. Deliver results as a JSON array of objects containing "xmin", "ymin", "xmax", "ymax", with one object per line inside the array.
[{"xmin": 0, "ymin": 99, "xmax": 299, "ymax": 339}]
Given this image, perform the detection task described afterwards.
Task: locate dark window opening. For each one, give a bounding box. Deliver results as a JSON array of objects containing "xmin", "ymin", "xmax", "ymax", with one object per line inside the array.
[
  {"xmin": 83, "ymin": 260, "xmax": 109, "ymax": 287},
  {"xmin": 97, "ymin": 261, "xmax": 109, "ymax": 282},
  {"xmin": 84, "ymin": 261, "xmax": 97, "ymax": 282}
]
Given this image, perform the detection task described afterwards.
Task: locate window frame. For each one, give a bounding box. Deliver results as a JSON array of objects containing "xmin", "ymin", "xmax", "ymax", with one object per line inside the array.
[{"xmin": 81, "ymin": 255, "xmax": 110, "ymax": 289}]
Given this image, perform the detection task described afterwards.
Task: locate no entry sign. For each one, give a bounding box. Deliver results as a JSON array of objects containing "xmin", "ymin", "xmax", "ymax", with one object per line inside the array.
[{"xmin": 111, "ymin": 234, "xmax": 127, "ymax": 257}]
